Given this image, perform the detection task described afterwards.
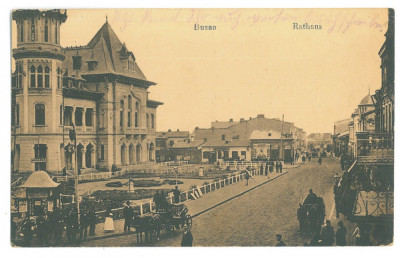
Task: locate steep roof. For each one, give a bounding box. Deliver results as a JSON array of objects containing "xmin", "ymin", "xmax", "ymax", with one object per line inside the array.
[
  {"xmin": 20, "ymin": 171, "xmax": 60, "ymax": 188},
  {"xmin": 63, "ymin": 21, "xmax": 150, "ymax": 83}
]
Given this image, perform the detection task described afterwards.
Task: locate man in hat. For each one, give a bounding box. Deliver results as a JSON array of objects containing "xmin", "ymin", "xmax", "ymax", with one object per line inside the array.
[
  {"xmin": 275, "ymin": 234, "xmax": 286, "ymax": 246},
  {"xmin": 181, "ymin": 224, "xmax": 193, "ymax": 247},
  {"xmin": 123, "ymin": 201, "xmax": 133, "ymax": 232},
  {"xmin": 173, "ymin": 186, "xmax": 181, "ymax": 204}
]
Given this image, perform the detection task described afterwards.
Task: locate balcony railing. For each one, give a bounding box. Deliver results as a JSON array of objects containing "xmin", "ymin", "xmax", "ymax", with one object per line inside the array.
[{"xmin": 356, "ymin": 132, "xmax": 394, "ymax": 158}]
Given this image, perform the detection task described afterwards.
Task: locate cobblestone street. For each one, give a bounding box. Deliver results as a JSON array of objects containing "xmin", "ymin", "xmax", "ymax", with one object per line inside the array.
[{"xmin": 83, "ymin": 158, "xmax": 357, "ymax": 247}]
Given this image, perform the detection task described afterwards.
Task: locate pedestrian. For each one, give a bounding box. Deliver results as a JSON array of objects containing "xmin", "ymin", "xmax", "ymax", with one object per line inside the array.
[
  {"xmin": 318, "ymin": 156, "xmax": 322, "ymax": 165},
  {"xmin": 21, "ymin": 217, "xmax": 33, "ymax": 247},
  {"xmin": 153, "ymin": 190, "xmax": 161, "ymax": 211},
  {"xmin": 88, "ymin": 207, "xmax": 96, "ymax": 236},
  {"xmin": 335, "ymin": 221, "xmax": 347, "ymax": 246},
  {"xmin": 260, "ymin": 164, "xmax": 264, "ymax": 176},
  {"xmin": 36, "ymin": 212, "xmax": 49, "ymax": 246},
  {"xmin": 123, "ymin": 201, "xmax": 133, "ymax": 232},
  {"xmin": 302, "ymin": 155, "xmax": 306, "ymax": 164},
  {"xmin": 275, "ymin": 234, "xmax": 286, "ymax": 246},
  {"xmin": 275, "ymin": 161, "xmax": 279, "ymax": 173},
  {"xmin": 353, "ymin": 224, "xmax": 362, "ymax": 246},
  {"xmin": 304, "ymin": 189, "xmax": 318, "ymax": 204},
  {"xmin": 66, "ymin": 207, "xmax": 79, "ymax": 244},
  {"xmin": 180, "ymin": 224, "xmax": 193, "ymax": 247},
  {"xmin": 160, "ymin": 190, "xmax": 169, "ymax": 210},
  {"xmin": 279, "ymin": 162, "xmax": 283, "ymax": 173},
  {"xmin": 79, "ymin": 209, "xmax": 89, "ymax": 242},
  {"xmin": 334, "ymin": 182, "xmax": 340, "ymax": 218},
  {"xmin": 297, "ymin": 204, "xmax": 305, "ymax": 233},
  {"xmin": 320, "ymin": 220, "xmax": 334, "ymax": 246},
  {"xmin": 52, "ymin": 208, "xmax": 64, "ymax": 246},
  {"xmin": 104, "ymin": 207, "xmax": 115, "ymax": 232},
  {"xmin": 269, "ymin": 161, "xmax": 273, "ymax": 173},
  {"xmin": 245, "ymin": 171, "xmax": 250, "ymax": 186},
  {"xmin": 173, "ymin": 186, "xmax": 181, "ymax": 204}
]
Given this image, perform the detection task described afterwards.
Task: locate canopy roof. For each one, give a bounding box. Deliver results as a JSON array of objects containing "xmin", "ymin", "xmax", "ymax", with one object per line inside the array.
[{"xmin": 20, "ymin": 171, "xmax": 60, "ymax": 188}]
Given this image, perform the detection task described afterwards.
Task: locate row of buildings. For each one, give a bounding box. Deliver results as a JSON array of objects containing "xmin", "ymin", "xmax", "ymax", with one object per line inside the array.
[
  {"xmin": 11, "ymin": 10, "xmax": 162, "ymax": 174},
  {"xmin": 332, "ymin": 9, "xmax": 394, "ymax": 245},
  {"xmin": 156, "ymin": 114, "xmax": 308, "ymax": 164}
]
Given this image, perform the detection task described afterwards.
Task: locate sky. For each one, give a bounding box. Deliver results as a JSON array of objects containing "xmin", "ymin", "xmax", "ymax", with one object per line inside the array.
[{"xmin": 11, "ymin": 8, "xmax": 389, "ymax": 134}]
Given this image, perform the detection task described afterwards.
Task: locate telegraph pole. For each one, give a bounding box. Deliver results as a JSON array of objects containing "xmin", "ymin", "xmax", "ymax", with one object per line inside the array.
[{"xmin": 69, "ymin": 122, "xmax": 79, "ymax": 219}]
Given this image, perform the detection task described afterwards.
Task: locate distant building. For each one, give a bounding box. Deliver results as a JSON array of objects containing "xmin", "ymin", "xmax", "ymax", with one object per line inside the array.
[
  {"xmin": 306, "ymin": 133, "xmax": 332, "ymax": 151},
  {"xmin": 193, "ymin": 114, "xmax": 305, "ymax": 163},
  {"xmin": 332, "ymin": 118, "xmax": 352, "ymax": 157},
  {"xmin": 155, "ymin": 129, "xmax": 204, "ymax": 163},
  {"xmin": 11, "ymin": 10, "xmax": 162, "ymax": 173}
]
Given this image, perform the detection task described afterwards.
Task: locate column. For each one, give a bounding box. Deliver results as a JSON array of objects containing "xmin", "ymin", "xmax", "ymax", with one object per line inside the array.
[{"xmin": 81, "ymin": 147, "xmax": 86, "ymax": 169}]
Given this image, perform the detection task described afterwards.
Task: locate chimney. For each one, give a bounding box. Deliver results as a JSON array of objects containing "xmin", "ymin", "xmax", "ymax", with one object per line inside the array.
[
  {"xmin": 229, "ymin": 118, "xmax": 233, "ymax": 122},
  {"xmin": 168, "ymin": 129, "xmax": 171, "ymax": 132},
  {"xmin": 195, "ymin": 126, "xmax": 199, "ymax": 130},
  {"xmin": 257, "ymin": 114, "xmax": 265, "ymax": 118},
  {"xmin": 249, "ymin": 117, "xmax": 252, "ymax": 120},
  {"xmin": 177, "ymin": 129, "xmax": 180, "ymax": 132},
  {"xmin": 240, "ymin": 118, "xmax": 244, "ymax": 122}
]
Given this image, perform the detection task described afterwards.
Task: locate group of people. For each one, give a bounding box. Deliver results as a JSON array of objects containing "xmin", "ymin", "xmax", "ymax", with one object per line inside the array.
[
  {"xmin": 259, "ymin": 161, "xmax": 283, "ymax": 176},
  {"xmin": 13, "ymin": 206, "xmax": 97, "ymax": 247},
  {"xmin": 303, "ymin": 220, "xmax": 347, "ymax": 246}
]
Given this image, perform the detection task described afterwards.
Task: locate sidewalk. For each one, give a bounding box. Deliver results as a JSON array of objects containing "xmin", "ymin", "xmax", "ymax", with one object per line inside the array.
[{"xmin": 85, "ymin": 170, "xmax": 289, "ymax": 242}]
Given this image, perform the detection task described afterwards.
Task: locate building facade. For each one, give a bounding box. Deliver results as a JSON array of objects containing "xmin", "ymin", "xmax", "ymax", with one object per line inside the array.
[
  {"xmin": 11, "ymin": 10, "xmax": 162, "ymax": 173},
  {"xmin": 193, "ymin": 114, "xmax": 305, "ymax": 163}
]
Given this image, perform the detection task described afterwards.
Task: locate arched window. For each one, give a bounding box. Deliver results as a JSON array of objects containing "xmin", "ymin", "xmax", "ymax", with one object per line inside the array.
[
  {"xmin": 44, "ymin": 66, "xmax": 50, "ymax": 88},
  {"xmin": 30, "ymin": 65, "xmax": 36, "ymax": 88},
  {"xmin": 44, "ymin": 18, "xmax": 49, "ymax": 42},
  {"xmin": 57, "ymin": 67, "xmax": 61, "ymax": 89},
  {"xmin": 135, "ymin": 101, "xmax": 139, "ymax": 127},
  {"xmin": 151, "ymin": 114, "xmax": 155, "ymax": 129},
  {"xmin": 127, "ymin": 95, "xmax": 132, "ymax": 127},
  {"xmin": 37, "ymin": 65, "xmax": 43, "ymax": 88},
  {"xmin": 30, "ymin": 17, "xmax": 35, "ymax": 42},
  {"xmin": 146, "ymin": 113, "xmax": 149, "ymax": 128},
  {"xmin": 35, "ymin": 104, "xmax": 45, "ymax": 125},
  {"xmin": 20, "ymin": 21, "xmax": 24, "ymax": 42},
  {"xmin": 120, "ymin": 100, "xmax": 124, "ymax": 128}
]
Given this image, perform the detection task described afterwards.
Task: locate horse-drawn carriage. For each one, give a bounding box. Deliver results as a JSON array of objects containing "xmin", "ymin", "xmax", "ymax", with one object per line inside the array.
[
  {"xmin": 132, "ymin": 203, "xmax": 192, "ymax": 245},
  {"xmin": 297, "ymin": 196, "xmax": 326, "ymax": 234}
]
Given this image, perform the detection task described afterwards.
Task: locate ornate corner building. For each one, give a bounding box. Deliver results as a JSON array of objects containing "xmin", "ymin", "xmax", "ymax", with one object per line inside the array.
[{"xmin": 11, "ymin": 9, "xmax": 163, "ymax": 173}]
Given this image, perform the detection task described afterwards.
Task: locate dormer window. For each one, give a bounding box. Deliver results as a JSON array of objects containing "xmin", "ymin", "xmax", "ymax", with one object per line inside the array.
[
  {"xmin": 87, "ymin": 61, "xmax": 98, "ymax": 71},
  {"xmin": 72, "ymin": 56, "xmax": 82, "ymax": 70},
  {"xmin": 128, "ymin": 60, "xmax": 134, "ymax": 71}
]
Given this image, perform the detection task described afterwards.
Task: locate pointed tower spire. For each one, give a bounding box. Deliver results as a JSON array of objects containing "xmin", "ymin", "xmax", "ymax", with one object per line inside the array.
[
  {"xmin": 368, "ymin": 86, "xmax": 370, "ymax": 95},
  {"xmin": 106, "ymin": 14, "xmax": 108, "ymax": 23}
]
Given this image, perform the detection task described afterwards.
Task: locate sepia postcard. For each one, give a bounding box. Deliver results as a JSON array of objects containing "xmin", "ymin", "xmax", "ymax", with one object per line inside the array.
[{"xmin": 10, "ymin": 8, "xmax": 394, "ymax": 247}]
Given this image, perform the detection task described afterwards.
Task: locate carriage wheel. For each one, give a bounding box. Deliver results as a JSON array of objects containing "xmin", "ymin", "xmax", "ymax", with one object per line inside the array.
[{"xmin": 185, "ymin": 215, "xmax": 192, "ymax": 227}]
